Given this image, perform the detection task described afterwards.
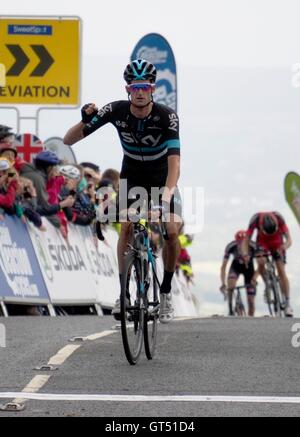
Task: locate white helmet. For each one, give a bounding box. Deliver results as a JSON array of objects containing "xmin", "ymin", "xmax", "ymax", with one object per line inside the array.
[
  {"xmin": 59, "ymin": 165, "xmax": 81, "ymax": 180},
  {"xmin": 0, "ymin": 157, "xmax": 12, "ymax": 172}
]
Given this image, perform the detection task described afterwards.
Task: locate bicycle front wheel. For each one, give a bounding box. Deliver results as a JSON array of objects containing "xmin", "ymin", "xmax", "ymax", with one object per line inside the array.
[
  {"xmin": 144, "ymin": 258, "xmax": 159, "ymax": 360},
  {"xmin": 270, "ymin": 277, "xmax": 284, "ymax": 318},
  {"xmin": 121, "ymin": 251, "xmax": 144, "ymax": 365}
]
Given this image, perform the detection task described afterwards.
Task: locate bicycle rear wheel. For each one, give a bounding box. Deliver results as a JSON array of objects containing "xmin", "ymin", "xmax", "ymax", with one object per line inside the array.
[
  {"xmin": 120, "ymin": 251, "xmax": 144, "ymax": 365},
  {"xmin": 144, "ymin": 258, "xmax": 159, "ymax": 360}
]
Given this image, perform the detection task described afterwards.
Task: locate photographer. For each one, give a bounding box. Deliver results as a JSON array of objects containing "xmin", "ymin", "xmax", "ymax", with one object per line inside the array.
[
  {"xmin": 15, "ymin": 177, "xmax": 46, "ymax": 231},
  {"xmin": 59, "ymin": 165, "xmax": 95, "ymax": 226},
  {"xmin": 19, "ymin": 151, "xmax": 75, "ymax": 229}
]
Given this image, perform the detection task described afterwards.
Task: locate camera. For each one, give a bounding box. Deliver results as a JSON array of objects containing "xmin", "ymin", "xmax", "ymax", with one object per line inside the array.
[{"xmin": 23, "ymin": 186, "xmax": 32, "ymax": 199}]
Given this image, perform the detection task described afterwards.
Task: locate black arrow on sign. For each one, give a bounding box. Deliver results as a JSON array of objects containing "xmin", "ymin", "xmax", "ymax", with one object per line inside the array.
[
  {"xmin": 6, "ymin": 45, "xmax": 30, "ymax": 76},
  {"xmin": 30, "ymin": 45, "xmax": 54, "ymax": 77}
]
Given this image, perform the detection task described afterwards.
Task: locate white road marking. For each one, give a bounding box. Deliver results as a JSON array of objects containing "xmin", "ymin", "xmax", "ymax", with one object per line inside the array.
[
  {"xmin": 84, "ymin": 330, "xmax": 116, "ymax": 341},
  {"xmin": 0, "ymin": 329, "xmax": 116, "ymax": 408},
  {"xmin": 1, "ymin": 393, "xmax": 300, "ymax": 404},
  {"xmin": 48, "ymin": 345, "xmax": 81, "ymax": 366},
  {"xmin": 48, "ymin": 330, "xmax": 115, "ymax": 365},
  {"xmin": 12, "ymin": 375, "xmax": 51, "ymax": 405}
]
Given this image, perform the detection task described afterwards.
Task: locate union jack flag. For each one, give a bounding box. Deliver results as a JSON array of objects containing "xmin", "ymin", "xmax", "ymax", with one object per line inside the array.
[{"xmin": 15, "ymin": 133, "xmax": 44, "ymax": 163}]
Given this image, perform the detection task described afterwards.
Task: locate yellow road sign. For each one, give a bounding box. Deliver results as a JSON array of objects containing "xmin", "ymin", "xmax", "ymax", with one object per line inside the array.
[{"xmin": 0, "ymin": 17, "xmax": 81, "ymax": 105}]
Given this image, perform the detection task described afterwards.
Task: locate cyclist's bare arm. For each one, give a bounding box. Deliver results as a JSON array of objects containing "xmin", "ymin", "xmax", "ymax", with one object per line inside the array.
[
  {"xmin": 64, "ymin": 122, "xmax": 85, "ymax": 146},
  {"xmin": 220, "ymin": 258, "xmax": 228, "ymax": 291},
  {"xmin": 64, "ymin": 103, "xmax": 98, "ymax": 146},
  {"xmin": 241, "ymin": 235, "xmax": 250, "ymax": 256},
  {"xmin": 162, "ymin": 155, "xmax": 180, "ymax": 203},
  {"xmin": 283, "ymin": 231, "xmax": 292, "ymax": 250}
]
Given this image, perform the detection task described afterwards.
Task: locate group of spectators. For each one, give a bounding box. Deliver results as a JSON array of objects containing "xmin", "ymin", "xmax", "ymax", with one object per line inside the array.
[
  {"xmin": 0, "ymin": 124, "xmax": 120, "ymax": 242},
  {"xmin": 0, "ymin": 123, "xmax": 194, "ymax": 315},
  {"xmin": 0, "ymin": 125, "xmax": 193, "ymax": 282}
]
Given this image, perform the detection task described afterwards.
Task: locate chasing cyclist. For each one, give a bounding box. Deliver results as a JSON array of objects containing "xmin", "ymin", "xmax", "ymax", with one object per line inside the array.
[
  {"xmin": 244, "ymin": 212, "xmax": 293, "ymax": 317},
  {"xmin": 220, "ymin": 230, "xmax": 257, "ymax": 316},
  {"xmin": 63, "ymin": 59, "xmax": 183, "ymax": 323}
]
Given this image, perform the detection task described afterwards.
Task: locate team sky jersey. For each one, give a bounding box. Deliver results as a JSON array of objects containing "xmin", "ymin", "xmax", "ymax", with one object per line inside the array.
[
  {"xmin": 82, "ymin": 101, "xmax": 180, "ymax": 167},
  {"xmin": 224, "ymin": 240, "xmax": 256, "ymax": 263},
  {"xmin": 246, "ymin": 212, "xmax": 289, "ymax": 250}
]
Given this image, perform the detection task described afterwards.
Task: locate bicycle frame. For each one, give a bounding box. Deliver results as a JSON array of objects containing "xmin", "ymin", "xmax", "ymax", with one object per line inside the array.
[{"xmin": 257, "ymin": 253, "xmax": 285, "ymax": 317}]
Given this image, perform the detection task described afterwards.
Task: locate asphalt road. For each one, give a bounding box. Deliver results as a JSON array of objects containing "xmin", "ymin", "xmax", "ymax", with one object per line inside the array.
[{"xmin": 0, "ymin": 316, "xmax": 300, "ymax": 417}]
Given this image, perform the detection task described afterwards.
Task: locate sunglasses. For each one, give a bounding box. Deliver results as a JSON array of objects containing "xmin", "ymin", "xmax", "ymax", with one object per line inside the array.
[{"xmin": 128, "ymin": 83, "xmax": 154, "ymax": 93}]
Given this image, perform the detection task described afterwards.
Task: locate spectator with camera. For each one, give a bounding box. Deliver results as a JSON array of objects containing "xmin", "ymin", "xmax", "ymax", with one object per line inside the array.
[
  {"xmin": 59, "ymin": 164, "xmax": 95, "ymax": 226},
  {"xmin": 15, "ymin": 177, "xmax": 46, "ymax": 231},
  {"xmin": 19, "ymin": 150, "xmax": 75, "ymax": 229}
]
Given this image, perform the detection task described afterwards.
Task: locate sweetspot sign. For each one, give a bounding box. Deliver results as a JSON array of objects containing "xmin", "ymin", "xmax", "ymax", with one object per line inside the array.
[{"xmin": 0, "ymin": 17, "xmax": 81, "ymax": 105}]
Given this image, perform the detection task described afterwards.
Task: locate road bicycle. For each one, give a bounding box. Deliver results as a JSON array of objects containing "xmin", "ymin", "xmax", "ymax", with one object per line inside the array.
[
  {"xmin": 225, "ymin": 286, "xmax": 247, "ymax": 317},
  {"xmin": 120, "ymin": 213, "xmax": 168, "ymax": 365},
  {"xmin": 259, "ymin": 253, "xmax": 285, "ymax": 317}
]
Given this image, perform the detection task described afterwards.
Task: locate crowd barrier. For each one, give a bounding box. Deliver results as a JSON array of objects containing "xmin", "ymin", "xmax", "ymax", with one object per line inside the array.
[{"xmin": 0, "ymin": 216, "xmax": 200, "ymax": 317}]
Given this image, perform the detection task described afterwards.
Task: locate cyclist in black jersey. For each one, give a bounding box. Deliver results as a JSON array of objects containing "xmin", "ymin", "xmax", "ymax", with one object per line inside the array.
[
  {"xmin": 220, "ymin": 230, "xmax": 258, "ymax": 316},
  {"xmin": 64, "ymin": 59, "xmax": 183, "ymax": 323}
]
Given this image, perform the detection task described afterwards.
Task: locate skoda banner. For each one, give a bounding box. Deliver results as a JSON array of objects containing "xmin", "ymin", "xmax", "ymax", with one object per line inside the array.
[
  {"xmin": 284, "ymin": 172, "xmax": 300, "ymax": 225},
  {"xmin": 131, "ymin": 33, "xmax": 177, "ymax": 111},
  {"xmin": 0, "ymin": 216, "xmax": 49, "ymax": 303}
]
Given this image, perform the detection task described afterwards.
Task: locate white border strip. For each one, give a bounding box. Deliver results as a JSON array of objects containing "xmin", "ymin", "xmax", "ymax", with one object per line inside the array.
[{"xmin": 1, "ymin": 393, "xmax": 300, "ymax": 404}]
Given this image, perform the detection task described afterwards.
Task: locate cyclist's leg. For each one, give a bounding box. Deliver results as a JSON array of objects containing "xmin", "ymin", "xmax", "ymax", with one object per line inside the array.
[
  {"xmin": 273, "ymin": 251, "xmax": 292, "ymax": 315},
  {"xmin": 158, "ymin": 214, "xmax": 181, "ymax": 324},
  {"xmin": 256, "ymin": 246, "xmax": 267, "ymax": 278},
  {"xmin": 117, "ymin": 221, "xmax": 133, "ymax": 277},
  {"xmin": 227, "ymin": 265, "xmax": 239, "ymax": 316},
  {"xmin": 255, "ymin": 247, "xmax": 269, "ymax": 299},
  {"xmin": 244, "ymin": 263, "xmax": 256, "ymax": 317},
  {"xmin": 158, "ymin": 188, "xmax": 182, "ymax": 323},
  {"xmin": 162, "ymin": 214, "xmax": 182, "ymax": 292},
  {"xmin": 116, "ymin": 176, "xmax": 139, "ymax": 279},
  {"xmin": 160, "ymin": 188, "xmax": 183, "ymax": 295}
]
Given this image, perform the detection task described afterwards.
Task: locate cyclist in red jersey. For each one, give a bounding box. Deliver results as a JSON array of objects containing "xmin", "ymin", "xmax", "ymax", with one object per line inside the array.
[{"xmin": 244, "ymin": 212, "xmax": 293, "ymax": 317}]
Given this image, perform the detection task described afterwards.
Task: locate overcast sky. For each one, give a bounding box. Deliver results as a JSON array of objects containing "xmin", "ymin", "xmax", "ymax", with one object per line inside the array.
[
  {"xmin": 1, "ymin": 1, "xmax": 300, "ymax": 316},
  {"xmin": 2, "ymin": 0, "xmax": 300, "ymax": 66}
]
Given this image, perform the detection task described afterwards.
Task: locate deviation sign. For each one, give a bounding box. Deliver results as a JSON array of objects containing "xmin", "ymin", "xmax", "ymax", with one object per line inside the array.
[
  {"xmin": 0, "ymin": 17, "xmax": 80, "ymax": 105},
  {"xmin": 6, "ymin": 44, "xmax": 54, "ymax": 77}
]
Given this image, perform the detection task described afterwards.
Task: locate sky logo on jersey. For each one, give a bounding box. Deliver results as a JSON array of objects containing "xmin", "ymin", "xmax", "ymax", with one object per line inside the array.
[{"xmin": 131, "ymin": 33, "xmax": 177, "ymax": 112}]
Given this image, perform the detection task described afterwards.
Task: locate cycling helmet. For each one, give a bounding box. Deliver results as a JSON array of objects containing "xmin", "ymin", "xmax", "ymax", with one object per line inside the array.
[
  {"xmin": 0, "ymin": 157, "xmax": 12, "ymax": 171},
  {"xmin": 185, "ymin": 234, "xmax": 194, "ymax": 244},
  {"xmin": 35, "ymin": 150, "xmax": 60, "ymax": 166},
  {"xmin": 260, "ymin": 213, "xmax": 278, "ymax": 235},
  {"xmin": 123, "ymin": 59, "xmax": 157, "ymax": 84},
  {"xmin": 59, "ymin": 165, "xmax": 81, "ymax": 180},
  {"xmin": 235, "ymin": 230, "xmax": 247, "ymax": 242},
  {"xmin": 0, "ymin": 125, "xmax": 14, "ymax": 142},
  {"xmin": 0, "ymin": 142, "xmax": 18, "ymax": 157}
]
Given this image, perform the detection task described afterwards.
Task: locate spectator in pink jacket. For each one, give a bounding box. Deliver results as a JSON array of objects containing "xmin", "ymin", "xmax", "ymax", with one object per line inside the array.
[{"xmin": 0, "ymin": 157, "xmax": 19, "ymax": 219}]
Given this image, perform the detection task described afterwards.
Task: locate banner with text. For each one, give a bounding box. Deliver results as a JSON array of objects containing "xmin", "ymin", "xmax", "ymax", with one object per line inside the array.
[
  {"xmin": 131, "ymin": 33, "xmax": 177, "ymax": 111},
  {"xmin": 0, "ymin": 216, "xmax": 49, "ymax": 302},
  {"xmin": 27, "ymin": 220, "xmax": 119, "ymax": 306}
]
